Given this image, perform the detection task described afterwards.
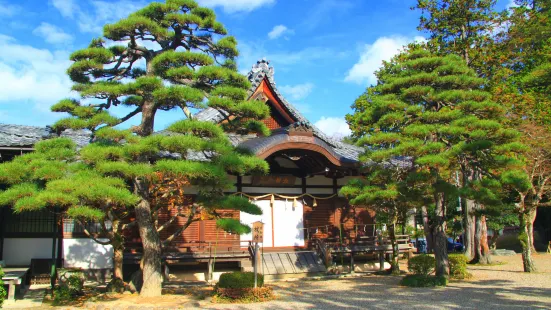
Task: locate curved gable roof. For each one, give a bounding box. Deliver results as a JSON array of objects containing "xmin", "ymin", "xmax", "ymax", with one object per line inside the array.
[{"xmin": 195, "ymin": 59, "xmax": 363, "ymax": 164}]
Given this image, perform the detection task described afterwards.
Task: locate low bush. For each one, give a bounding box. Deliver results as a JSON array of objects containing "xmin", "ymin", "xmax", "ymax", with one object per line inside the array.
[
  {"xmin": 53, "ymin": 274, "xmax": 84, "ymax": 305},
  {"xmin": 0, "ymin": 267, "xmax": 6, "ymax": 307},
  {"xmin": 214, "ymin": 287, "xmax": 275, "ymax": 303},
  {"xmin": 448, "ymin": 254, "xmax": 472, "ymax": 280},
  {"xmin": 408, "ymin": 254, "xmax": 435, "ymax": 276},
  {"xmin": 217, "ymin": 272, "xmax": 263, "ymax": 289},
  {"xmin": 400, "ymin": 275, "xmax": 448, "ymax": 287}
]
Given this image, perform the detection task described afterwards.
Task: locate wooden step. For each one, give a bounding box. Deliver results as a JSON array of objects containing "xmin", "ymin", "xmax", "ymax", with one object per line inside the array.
[{"xmin": 256, "ymin": 251, "xmax": 326, "ymax": 275}]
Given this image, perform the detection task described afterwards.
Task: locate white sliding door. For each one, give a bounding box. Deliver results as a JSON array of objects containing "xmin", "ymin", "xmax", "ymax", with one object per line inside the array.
[
  {"xmin": 273, "ymin": 200, "xmax": 305, "ymax": 247},
  {"xmin": 240, "ymin": 199, "xmax": 273, "ymax": 247},
  {"xmin": 240, "ymin": 199, "xmax": 305, "ymax": 247}
]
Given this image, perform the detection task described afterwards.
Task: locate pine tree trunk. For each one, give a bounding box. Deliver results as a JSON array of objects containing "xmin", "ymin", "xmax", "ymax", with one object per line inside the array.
[
  {"xmin": 473, "ymin": 214, "xmax": 491, "ymax": 264},
  {"xmin": 134, "ymin": 179, "xmax": 163, "ymax": 297},
  {"xmin": 528, "ymin": 208, "xmax": 537, "ymax": 253},
  {"xmin": 434, "ymin": 193, "xmax": 449, "ymax": 277},
  {"xmin": 421, "ymin": 206, "xmax": 434, "ymax": 253},
  {"xmin": 113, "ymin": 243, "xmax": 124, "ymax": 280},
  {"xmin": 463, "ymin": 199, "xmax": 475, "ymax": 260},
  {"xmin": 519, "ymin": 212, "xmax": 537, "ymax": 272}
]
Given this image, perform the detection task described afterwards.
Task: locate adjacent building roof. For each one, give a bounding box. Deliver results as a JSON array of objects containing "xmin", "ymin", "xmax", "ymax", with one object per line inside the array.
[
  {"xmin": 195, "ymin": 59, "xmax": 363, "ymax": 164},
  {"xmin": 0, "ymin": 124, "xmax": 91, "ymax": 148}
]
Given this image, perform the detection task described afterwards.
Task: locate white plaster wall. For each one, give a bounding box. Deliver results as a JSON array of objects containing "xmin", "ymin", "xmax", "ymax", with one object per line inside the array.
[
  {"xmin": 63, "ymin": 238, "xmax": 113, "ymax": 269},
  {"xmin": 3, "ymin": 238, "xmax": 57, "ymax": 266}
]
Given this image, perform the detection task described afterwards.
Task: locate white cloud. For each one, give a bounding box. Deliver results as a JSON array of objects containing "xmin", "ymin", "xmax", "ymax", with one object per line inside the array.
[
  {"xmin": 33, "ymin": 23, "xmax": 74, "ymax": 45},
  {"xmin": 0, "ymin": 35, "xmax": 73, "ymax": 112},
  {"xmin": 280, "ymin": 83, "xmax": 314, "ymax": 101},
  {"xmin": 268, "ymin": 25, "xmax": 293, "ymax": 40},
  {"xmin": 197, "ymin": 0, "xmax": 275, "ymax": 13},
  {"xmin": 314, "ymin": 117, "xmax": 351, "ymax": 138},
  {"xmin": 51, "ymin": 0, "xmax": 77, "ymax": 18},
  {"xmin": 345, "ymin": 35, "xmax": 426, "ymax": 86}
]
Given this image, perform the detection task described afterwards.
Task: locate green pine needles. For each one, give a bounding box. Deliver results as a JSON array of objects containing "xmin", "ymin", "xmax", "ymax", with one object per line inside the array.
[
  {"xmin": 0, "ymin": 0, "xmax": 271, "ymax": 297},
  {"xmin": 346, "ymin": 46, "xmax": 522, "ymax": 277}
]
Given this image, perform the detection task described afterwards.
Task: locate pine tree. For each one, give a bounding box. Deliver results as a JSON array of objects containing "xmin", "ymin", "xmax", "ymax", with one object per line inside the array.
[
  {"xmin": 2, "ymin": 0, "xmax": 270, "ymax": 296},
  {"xmin": 414, "ymin": 0, "xmax": 505, "ymax": 262},
  {"xmin": 341, "ymin": 165, "xmax": 425, "ymax": 274},
  {"xmin": 346, "ymin": 46, "xmax": 521, "ymax": 277},
  {"xmin": 492, "ymin": 1, "xmax": 551, "ymax": 267},
  {"xmin": 0, "ymin": 138, "xmax": 138, "ymax": 280}
]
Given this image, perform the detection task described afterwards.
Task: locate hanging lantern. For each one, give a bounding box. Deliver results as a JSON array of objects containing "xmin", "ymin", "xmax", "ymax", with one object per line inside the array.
[
  {"xmin": 293, "ymin": 198, "xmax": 298, "ymax": 209},
  {"xmin": 270, "ymin": 194, "xmax": 275, "ymax": 206},
  {"xmin": 313, "ymin": 198, "xmax": 318, "ymax": 207}
]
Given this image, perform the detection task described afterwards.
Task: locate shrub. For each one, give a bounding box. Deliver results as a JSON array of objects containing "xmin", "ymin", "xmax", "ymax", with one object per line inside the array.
[
  {"xmin": 448, "ymin": 254, "xmax": 472, "ymax": 280},
  {"xmin": 400, "ymin": 275, "xmax": 448, "ymax": 287},
  {"xmin": 217, "ymin": 272, "xmax": 263, "ymax": 289},
  {"xmin": 408, "ymin": 254, "xmax": 435, "ymax": 276},
  {"xmin": 214, "ymin": 287, "xmax": 275, "ymax": 303},
  {"xmin": 53, "ymin": 274, "xmax": 84, "ymax": 305},
  {"xmin": 0, "ymin": 267, "xmax": 6, "ymax": 308}
]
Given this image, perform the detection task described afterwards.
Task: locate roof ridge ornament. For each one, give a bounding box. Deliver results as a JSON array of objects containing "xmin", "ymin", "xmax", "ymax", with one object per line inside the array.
[{"xmin": 248, "ymin": 58, "xmax": 275, "ymax": 83}]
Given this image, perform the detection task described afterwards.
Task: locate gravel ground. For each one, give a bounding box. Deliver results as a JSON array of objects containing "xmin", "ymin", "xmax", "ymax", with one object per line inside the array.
[
  {"xmin": 16, "ymin": 254, "xmax": 551, "ymax": 309},
  {"xmin": 200, "ymin": 254, "xmax": 551, "ymax": 310}
]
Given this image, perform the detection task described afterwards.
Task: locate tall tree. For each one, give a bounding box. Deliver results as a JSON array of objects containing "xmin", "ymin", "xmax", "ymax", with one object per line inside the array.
[
  {"xmin": 493, "ymin": 1, "xmax": 551, "ymax": 263},
  {"xmin": 4, "ymin": 0, "xmax": 270, "ymax": 296},
  {"xmin": 414, "ymin": 0, "xmax": 504, "ymax": 262},
  {"xmin": 347, "ymin": 46, "xmax": 521, "ymax": 277}
]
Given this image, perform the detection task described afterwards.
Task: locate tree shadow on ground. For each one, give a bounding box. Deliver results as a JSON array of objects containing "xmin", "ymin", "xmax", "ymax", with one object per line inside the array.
[{"xmin": 201, "ymin": 275, "xmax": 551, "ymax": 309}]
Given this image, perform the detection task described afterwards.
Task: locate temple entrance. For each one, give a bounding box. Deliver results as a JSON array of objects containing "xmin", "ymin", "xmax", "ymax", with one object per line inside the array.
[{"xmin": 240, "ymin": 199, "xmax": 305, "ymax": 247}]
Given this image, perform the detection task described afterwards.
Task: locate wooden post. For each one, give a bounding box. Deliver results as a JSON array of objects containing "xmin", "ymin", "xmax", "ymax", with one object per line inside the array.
[
  {"xmin": 350, "ymin": 253, "xmax": 355, "ymax": 274},
  {"xmin": 254, "ymin": 242, "xmax": 259, "ymax": 288},
  {"xmin": 378, "ymin": 233, "xmax": 384, "ymax": 272},
  {"xmin": 207, "ymin": 259, "xmax": 213, "ymax": 282}
]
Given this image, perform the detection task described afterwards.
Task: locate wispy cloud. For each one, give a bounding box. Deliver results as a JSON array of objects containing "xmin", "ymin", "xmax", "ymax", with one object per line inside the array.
[
  {"xmin": 280, "ymin": 83, "xmax": 314, "ymax": 101},
  {"xmin": 51, "ymin": 0, "xmax": 148, "ymax": 34},
  {"xmin": 197, "ymin": 0, "xmax": 275, "ymax": 13},
  {"xmin": 33, "ymin": 22, "xmax": 74, "ymax": 45},
  {"xmin": 0, "ymin": 1, "xmax": 21, "ymax": 17},
  {"xmin": 345, "ymin": 35, "xmax": 426, "ymax": 85},
  {"xmin": 302, "ymin": 0, "xmax": 354, "ymax": 31},
  {"xmin": 51, "ymin": 0, "xmax": 77, "ymax": 18},
  {"xmin": 268, "ymin": 25, "xmax": 294, "ymax": 40}
]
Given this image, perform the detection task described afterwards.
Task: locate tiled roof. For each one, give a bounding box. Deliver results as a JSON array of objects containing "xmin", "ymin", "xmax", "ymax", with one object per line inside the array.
[
  {"xmin": 0, "ymin": 124, "xmax": 91, "ymax": 148},
  {"xmin": 195, "ymin": 59, "xmax": 363, "ymax": 163}
]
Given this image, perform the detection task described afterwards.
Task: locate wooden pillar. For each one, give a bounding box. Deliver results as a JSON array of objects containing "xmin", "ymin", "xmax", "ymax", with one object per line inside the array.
[
  {"xmin": 236, "ymin": 175, "xmax": 242, "ymax": 192},
  {"xmin": 57, "ymin": 214, "xmax": 63, "ymax": 268},
  {"xmin": 301, "ymin": 177, "xmax": 306, "ymax": 194},
  {"xmin": 50, "ymin": 209, "xmax": 58, "ymax": 288},
  {"xmin": 0, "ymin": 207, "xmax": 5, "ymax": 260}
]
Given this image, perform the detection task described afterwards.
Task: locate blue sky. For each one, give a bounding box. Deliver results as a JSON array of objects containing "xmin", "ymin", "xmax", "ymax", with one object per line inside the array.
[{"xmin": 0, "ymin": 0, "xmax": 513, "ymax": 137}]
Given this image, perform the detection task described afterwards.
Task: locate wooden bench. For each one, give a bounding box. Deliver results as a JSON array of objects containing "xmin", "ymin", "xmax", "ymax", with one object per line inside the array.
[{"xmin": 2, "ymin": 268, "xmax": 29, "ymax": 301}]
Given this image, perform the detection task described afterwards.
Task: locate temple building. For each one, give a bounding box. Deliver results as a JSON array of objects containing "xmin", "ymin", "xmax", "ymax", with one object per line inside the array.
[{"xmin": 0, "ymin": 60, "xmax": 380, "ymax": 281}]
